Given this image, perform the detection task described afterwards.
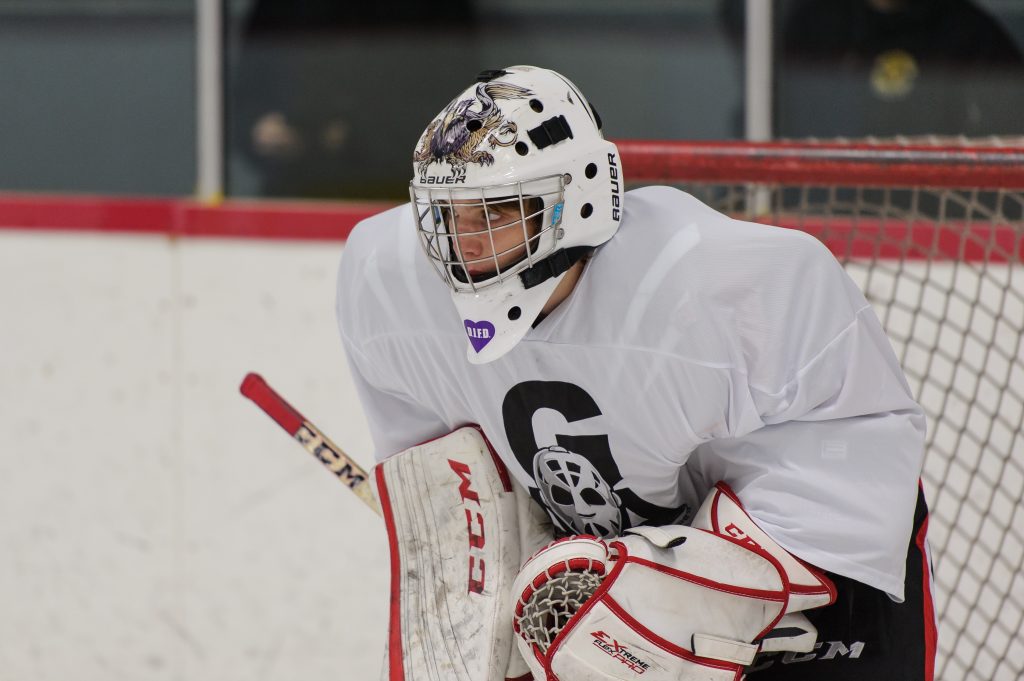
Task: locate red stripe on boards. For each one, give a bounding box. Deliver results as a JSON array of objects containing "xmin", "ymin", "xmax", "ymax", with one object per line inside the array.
[
  {"xmin": 2, "ymin": 193, "xmax": 1016, "ymax": 263},
  {"xmin": 0, "ymin": 193, "xmax": 393, "ymax": 241}
]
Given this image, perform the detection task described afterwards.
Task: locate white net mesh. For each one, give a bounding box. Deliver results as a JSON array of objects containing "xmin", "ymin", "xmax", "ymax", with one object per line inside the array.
[
  {"xmin": 663, "ymin": 178, "xmax": 1023, "ymax": 681},
  {"xmin": 516, "ymin": 562, "xmax": 605, "ymax": 655}
]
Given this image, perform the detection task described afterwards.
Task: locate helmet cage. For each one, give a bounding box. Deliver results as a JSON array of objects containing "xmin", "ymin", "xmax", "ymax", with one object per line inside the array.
[{"xmin": 410, "ymin": 174, "xmax": 567, "ymax": 294}]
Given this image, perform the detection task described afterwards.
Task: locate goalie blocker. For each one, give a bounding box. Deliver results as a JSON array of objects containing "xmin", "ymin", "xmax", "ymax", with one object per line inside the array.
[{"xmin": 374, "ymin": 425, "xmax": 550, "ymax": 681}]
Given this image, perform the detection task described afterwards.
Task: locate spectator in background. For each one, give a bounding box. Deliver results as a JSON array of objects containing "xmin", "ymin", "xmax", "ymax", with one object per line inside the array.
[
  {"xmin": 777, "ymin": 0, "xmax": 1023, "ymax": 138},
  {"xmin": 231, "ymin": 0, "xmax": 478, "ymax": 200}
]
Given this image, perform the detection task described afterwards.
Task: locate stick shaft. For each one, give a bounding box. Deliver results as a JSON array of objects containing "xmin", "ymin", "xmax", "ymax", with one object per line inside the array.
[{"xmin": 240, "ymin": 372, "xmax": 381, "ymax": 515}]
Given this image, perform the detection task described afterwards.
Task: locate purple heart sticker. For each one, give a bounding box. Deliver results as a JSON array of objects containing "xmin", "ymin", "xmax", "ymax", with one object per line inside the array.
[{"xmin": 464, "ymin": 319, "xmax": 495, "ymax": 353}]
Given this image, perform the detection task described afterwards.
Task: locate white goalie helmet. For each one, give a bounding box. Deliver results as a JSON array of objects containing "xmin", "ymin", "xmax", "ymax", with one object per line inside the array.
[{"xmin": 410, "ymin": 65, "xmax": 623, "ymax": 363}]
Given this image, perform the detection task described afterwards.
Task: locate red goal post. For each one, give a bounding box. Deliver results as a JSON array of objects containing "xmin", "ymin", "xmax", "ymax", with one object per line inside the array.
[
  {"xmin": 617, "ymin": 139, "xmax": 1023, "ymax": 681},
  {"xmin": 619, "ymin": 139, "xmax": 1024, "ymax": 187}
]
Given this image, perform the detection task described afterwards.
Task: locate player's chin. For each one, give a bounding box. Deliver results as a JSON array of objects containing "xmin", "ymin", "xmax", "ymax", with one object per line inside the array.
[
  {"xmin": 466, "ymin": 267, "xmax": 500, "ymax": 282},
  {"xmin": 451, "ymin": 265, "xmax": 495, "ymax": 285}
]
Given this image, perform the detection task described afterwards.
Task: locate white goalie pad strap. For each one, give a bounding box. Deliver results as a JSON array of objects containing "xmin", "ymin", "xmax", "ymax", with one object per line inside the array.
[
  {"xmin": 691, "ymin": 634, "xmax": 759, "ymax": 666},
  {"xmin": 514, "ymin": 526, "xmax": 791, "ymax": 681},
  {"xmin": 375, "ymin": 426, "xmax": 523, "ymax": 681},
  {"xmin": 692, "ymin": 482, "xmax": 837, "ymax": 614},
  {"xmin": 514, "ymin": 479, "xmax": 556, "ymax": 575}
]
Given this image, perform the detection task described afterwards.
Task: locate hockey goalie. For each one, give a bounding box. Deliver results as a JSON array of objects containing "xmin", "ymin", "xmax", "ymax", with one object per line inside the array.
[{"xmin": 340, "ymin": 65, "xmax": 935, "ymax": 681}]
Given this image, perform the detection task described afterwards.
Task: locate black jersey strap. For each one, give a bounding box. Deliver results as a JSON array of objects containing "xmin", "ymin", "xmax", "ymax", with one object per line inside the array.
[{"xmin": 519, "ymin": 246, "xmax": 592, "ymax": 289}]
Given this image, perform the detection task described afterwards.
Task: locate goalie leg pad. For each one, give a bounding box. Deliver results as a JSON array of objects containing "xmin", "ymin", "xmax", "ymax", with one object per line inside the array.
[{"xmin": 375, "ymin": 426, "xmax": 528, "ymax": 681}]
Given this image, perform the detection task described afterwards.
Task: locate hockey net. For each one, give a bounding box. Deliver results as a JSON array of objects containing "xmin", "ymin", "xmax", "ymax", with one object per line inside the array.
[{"xmin": 618, "ymin": 140, "xmax": 1024, "ymax": 681}]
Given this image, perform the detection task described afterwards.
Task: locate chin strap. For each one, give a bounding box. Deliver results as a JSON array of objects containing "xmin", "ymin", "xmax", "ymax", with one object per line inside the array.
[{"xmin": 519, "ymin": 246, "xmax": 592, "ymax": 289}]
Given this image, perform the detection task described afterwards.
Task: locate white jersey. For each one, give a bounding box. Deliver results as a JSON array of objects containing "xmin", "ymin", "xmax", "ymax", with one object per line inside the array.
[{"xmin": 336, "ymin": 185, "xmax": 926, "ymax": 600}]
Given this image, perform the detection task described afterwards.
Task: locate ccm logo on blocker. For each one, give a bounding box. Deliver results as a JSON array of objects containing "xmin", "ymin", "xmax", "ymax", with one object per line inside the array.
[{"xmin": 448, "ymin": 458, "xmax": 488, "ymax": 594}]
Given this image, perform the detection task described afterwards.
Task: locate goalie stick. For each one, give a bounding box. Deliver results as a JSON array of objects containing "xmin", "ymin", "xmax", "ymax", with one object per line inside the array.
[{"xmin": 239, "ymin": 372, "xmax": 381, "ymax": 515}]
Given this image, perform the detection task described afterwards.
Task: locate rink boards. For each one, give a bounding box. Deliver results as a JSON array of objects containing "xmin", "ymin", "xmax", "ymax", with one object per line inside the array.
[{"xmin": 1, "ymin": 219, "xmax": 1020, "ymax": 681}]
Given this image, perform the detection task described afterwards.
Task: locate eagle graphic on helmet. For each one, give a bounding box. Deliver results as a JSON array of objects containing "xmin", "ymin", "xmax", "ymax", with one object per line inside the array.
[{"xmin": 414, "ymin": 81, "xmax": 533, "ymax": 180}]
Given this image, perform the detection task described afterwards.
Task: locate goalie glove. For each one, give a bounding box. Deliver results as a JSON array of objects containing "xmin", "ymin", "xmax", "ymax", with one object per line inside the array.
[
  {"xmin": 690, "ymin": 482, "xmax": 837, "ymax": 656},
  {"xmin": 512, "ymin": 527, "xmax": 791, "ymax": 681},
  {"xmin": 511, "ymin": 483, "xmax": 838, "ymax": 681},
  {"xmin": 691, "ymin": 482, "xmax": 836, "ymax": 616}
]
